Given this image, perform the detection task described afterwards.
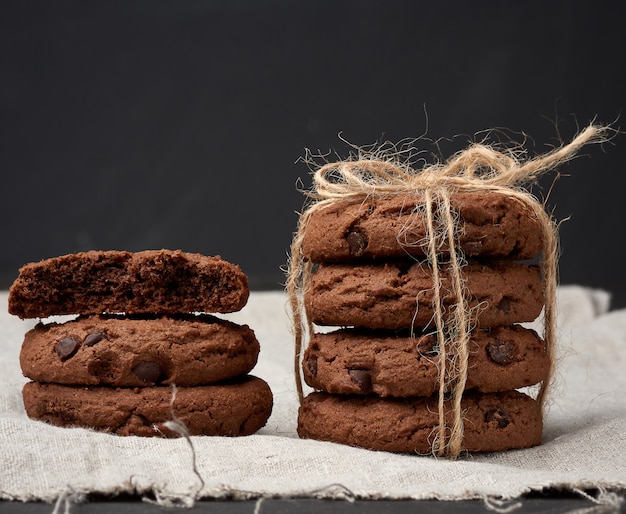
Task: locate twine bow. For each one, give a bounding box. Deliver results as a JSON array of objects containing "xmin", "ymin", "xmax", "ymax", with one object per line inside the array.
[{"xmin": 288, "ymin": 123, "xmax": 611, "ymax": 458}]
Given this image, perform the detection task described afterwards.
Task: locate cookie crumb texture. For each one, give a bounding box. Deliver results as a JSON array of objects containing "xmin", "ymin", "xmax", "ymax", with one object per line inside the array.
[
  {"xmin": 23, "ymin": 376, "xmax": 273, "ymax": 437},
  {"xmin": 8, "ymin": 250, "xmax": 249, "ymax": 319},
  {"xmin": 297, "ymin": 390, "xmax": 542, "ymax": 453},
  {"xmin": 306, "ymin": 261, "xmax": 544, "ymax": 329},
  {"xmin": 302, "ymin": 192, "xmax": 543, "ymax": 262},
  {"xmin": 303, "ymin": 325, "xmax": 549, "ymax": 397},
  {"xmin": 20, "ymin": 314, "xmax": 260, "ymax": 387}
]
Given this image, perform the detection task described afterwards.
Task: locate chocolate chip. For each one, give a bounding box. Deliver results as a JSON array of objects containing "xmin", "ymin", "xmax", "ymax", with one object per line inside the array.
[
  {"xmin": 306, "ymin": 357, "xmax": 318, "ymax": 377},
  {"xmin": 55, "ymin": 337, "xmax": 79, "ymax": 360},
  {"xmin": 349, "ymin": 369, "xmax": 372, "ymax": 393},
  {"xmin": 484, "ymin": 409, "xmax": 511, "ymax": 429},
  {"xmin": 83, "ymin": 331, "xmax": 106, "ymax": 347},
  {"xmin": 132, "ymin": 361, "xmax": 164, "ymax": 383},
  {"xmin": 486, "ymin": 339, "xmax": 518, "ymax": 365},
  {"xmin": 496, "ymin": 297, "xmax": 511, "ymax": 313},
  {"xmin": 346, "ymin": 231, "xmax": 367, "ymax": 256}
]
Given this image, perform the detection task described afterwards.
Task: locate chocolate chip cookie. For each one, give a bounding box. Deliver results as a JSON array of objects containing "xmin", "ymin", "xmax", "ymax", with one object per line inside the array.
[
  {"xmin": 297, "ymin": 390, "xmax": 542, "ymax": 453},
  {"xmin": 10, "ymin": 249, "xmax": 273, "ymax": 437},
  {"xmin": 23, "ymin": 375, "xmax": 273, "ymax": 437},
  {"xmin": 305, "ymin": 261, "xmax": 544, "ymax": 329},
  {"xmin": 303, "ymin": 325, "xmax": 548, "ymax": 397},
  {"xmin": 20, "ymin": 314, "xmax": 260, "ymax": 387},
  {"xmin": 302, "ymin": 191, "xmax": 542, "ymax": 262},
  {"xmin": 9, "ymin": 249, "xmax": 249, "ymax": 319}
]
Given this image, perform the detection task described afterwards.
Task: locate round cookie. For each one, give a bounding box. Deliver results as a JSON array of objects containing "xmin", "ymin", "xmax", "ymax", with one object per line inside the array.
[
  {"xmin": 305, "ymin": 261, "xmax": 544, "ymax": 329},
  {"xmin": 22, "ymin": 375, "xmax": 273, "ymax": 437},
  {"xmin": 297, "ymin": 390, "xmax": 542, "ymax": 454},
  {"xmin": 302, "ymin": 191, "xmax": 543, "ymax": 263},
  {"xmin": 20, "ymin": 314, "xmax": 260, "ymax": 387},
  {"xmin": 9, "ymin": 249, "xmax": 249, "ymax": 319},
  {"xmin": 303, "ymin": 325, "xmax": 548, "ymax": 397}
]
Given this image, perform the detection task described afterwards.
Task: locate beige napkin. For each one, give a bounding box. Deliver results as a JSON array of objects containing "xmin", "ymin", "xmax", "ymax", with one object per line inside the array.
[{"xmin": 1, "ymin": 287, "xmax": 624, "ymax": 504}]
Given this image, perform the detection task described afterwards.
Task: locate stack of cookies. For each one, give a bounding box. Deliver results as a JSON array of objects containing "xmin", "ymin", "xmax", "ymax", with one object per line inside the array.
[
  {"xmin": 296, "ymin": 191, "xmax": 550, "ymax": 454},
  {"xmin": 9, "ymin": 249, "xmax": 273, "ymax": 437}
]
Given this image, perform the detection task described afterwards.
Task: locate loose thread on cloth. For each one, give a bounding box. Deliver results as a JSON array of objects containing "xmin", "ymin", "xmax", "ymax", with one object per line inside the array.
[
  {"xmin": 483, "ymin": 496, "xmax": 523, "ymax": 513},
  {"xmin": 51, "ymin": 487, "xmax": 87, "ymax": 514},
  {"xmin": 569, "ymin": 488, "xmax": 625, "ymax": 514},
  {"xmin": 155, "ymin": 383, "xmax": 205, "ymax": 507},
  {"xmin": 287, "ymin": 123, "xmax": 613, "ymax": 458}
]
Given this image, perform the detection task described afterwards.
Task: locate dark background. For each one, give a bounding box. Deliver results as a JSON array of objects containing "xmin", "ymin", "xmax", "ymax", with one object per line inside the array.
[{"xmin": 2, "ymin": 0, "xmax": 625, "ymax": 308}]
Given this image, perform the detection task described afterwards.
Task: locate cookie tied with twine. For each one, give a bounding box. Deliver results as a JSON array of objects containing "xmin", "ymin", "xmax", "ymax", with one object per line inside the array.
[{"xmin": 288, "ymin": 123, "xmax": 612, "ymax": 458}]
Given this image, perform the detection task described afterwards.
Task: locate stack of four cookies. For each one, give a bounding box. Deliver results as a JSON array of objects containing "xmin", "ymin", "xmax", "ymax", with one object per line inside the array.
[
  {"xmin": 297, "ymin": 192, "xmax": 550, "ymax": 454},
  {"xmin": 10, "ymin": 250, "xmax": 272, "ymax": 437}
]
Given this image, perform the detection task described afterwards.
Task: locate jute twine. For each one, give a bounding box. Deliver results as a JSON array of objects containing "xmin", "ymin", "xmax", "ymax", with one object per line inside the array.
[{"xmin": 287, "ymin": 123, "xmax": 611, "ymax": 458}]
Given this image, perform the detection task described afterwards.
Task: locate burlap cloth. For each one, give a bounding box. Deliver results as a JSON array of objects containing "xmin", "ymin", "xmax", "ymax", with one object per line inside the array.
[{"xmin": 1, "ymin": 287, "xmax": 625, "ymax": 504}]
